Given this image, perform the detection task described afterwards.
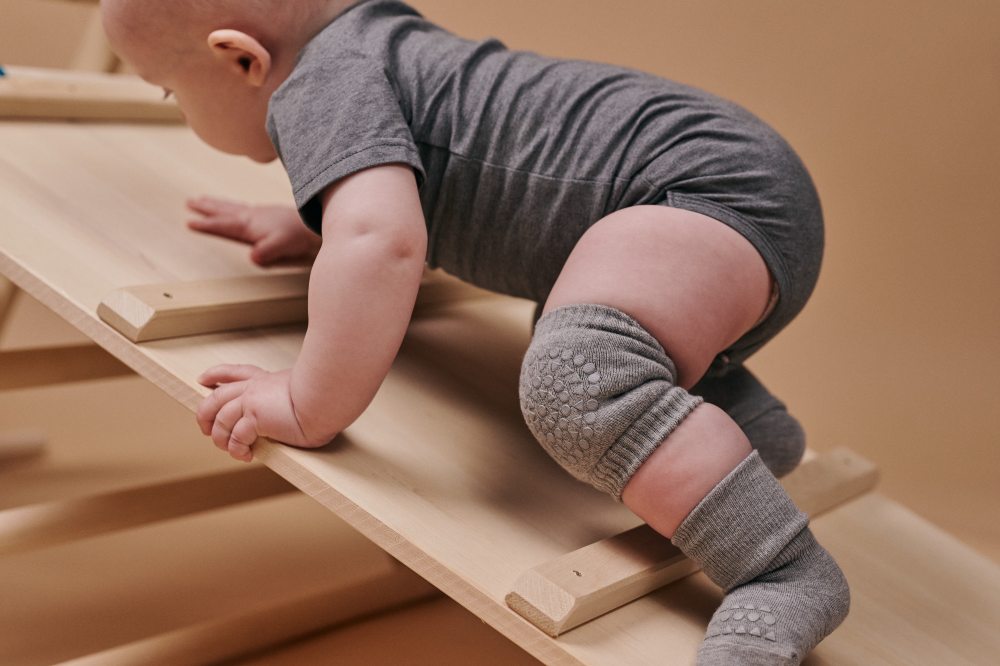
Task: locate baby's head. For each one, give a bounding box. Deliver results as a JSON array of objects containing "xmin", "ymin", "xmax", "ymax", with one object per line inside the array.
[{"xmin": 101, "ymin": 0, "xmax": 349, "ymax": 162}]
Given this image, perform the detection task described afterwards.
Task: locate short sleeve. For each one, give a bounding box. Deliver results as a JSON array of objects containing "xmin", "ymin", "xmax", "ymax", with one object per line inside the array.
[{"xmin": 267, "ymin": 51, "xmax": 425, "ymax": 232}]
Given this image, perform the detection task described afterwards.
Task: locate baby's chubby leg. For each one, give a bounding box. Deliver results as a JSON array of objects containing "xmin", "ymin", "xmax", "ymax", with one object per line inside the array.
[{"xmin": 521, "ymin": 207, "xmax": 847, "ymax": 664}]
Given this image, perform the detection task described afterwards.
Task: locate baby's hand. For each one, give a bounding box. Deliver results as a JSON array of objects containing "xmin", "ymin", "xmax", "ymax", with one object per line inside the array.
[
  {"xmin": 196, "ymin": 364, "xmax": 327, "ymax": 462},
  {"xmin": 186, "ymin": 196, "xmax": 321, "ymax": 267}
]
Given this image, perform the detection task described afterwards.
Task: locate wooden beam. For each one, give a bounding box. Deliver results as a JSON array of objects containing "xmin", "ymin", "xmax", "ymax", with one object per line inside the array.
[
  {"xmin": 0, "ymin": 466, "xmax": 296, "ymax": 556},
  {"xmin": 0, "ymin": 344, "xmax": 132, "ymax": 391},
  {"xmin": 0, "ymin": 431, "xmax": 45, "ymax": 465},
  {"xmin": 71, "ymin": 10, "xmax": 119, "ymax": 72},
  {"xmin": 0, "ymin": 66, "xmax": 182, "ymax": 123},
  {"xmin": 56, "ymin": 565, "xmax": 438, "ymax": 666},
  {"xmin": 98, "ymin": 271, "xmax": 496, "ymax": 343},
  {"xmin": 506, "ymin": 448, "xmax": 879, "ymax": 637}
]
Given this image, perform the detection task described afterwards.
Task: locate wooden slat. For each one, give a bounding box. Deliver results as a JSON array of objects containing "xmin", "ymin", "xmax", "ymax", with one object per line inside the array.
[
  {"xmin": 57, "ymin": 564, "xmax": 439, "ymax": 666},
  {"xmin": 0, "ymin": 344, "xmax": 132, "ymax": 390},
  {"xmin": 0, "ymin": 66, "xmax": 182, "ymax": 122},
  {"xmin": 0, "ymin": 431, "xmax": 45, "ymax": 465},
  {"xmin": 98, "ymin": 270, "xmax": 496, "ymax": 342},
  {"xmin": 0, "ymin": 466, "xmax": 295, "ymax": 556},
  {"xmin": 505, "ymin": 448, "xmax": 879, "ymax": 636},
  {"xmin": 70, "ymin": 10, "xmax": 119, "ymax": 72},
  {"xmin": 97, "ymin": 273, "xmax": 311, "ymax": 342}
]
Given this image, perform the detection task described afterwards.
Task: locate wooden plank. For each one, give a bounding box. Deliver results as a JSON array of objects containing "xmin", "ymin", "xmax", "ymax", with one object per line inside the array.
[
  {"xmin": 97, "ymin": 270, "xmax": 496, "ymax": 342},
  {"xmin": 505, "ymin": 448, "xmax": 879, "ymax": 636},
  {"xmin": 70, "ymin": 9, "xmax": 118, "ymax": 72},
  {"xmin": 0, "ymin": 66, "xmax": 182, "ymax": 122},
  {"xmin": 0, "ymin": 431, "xmax": 45, "ymax": 465},
  {"xmin": 0, "ymin": 466, "xmax": 295, "ymax": 555},
  {"xmin": 0, "ymin": 344, "xmax": 132, "ymax": 390},
  {"xmin": 57, "ymin": 565, "xmax": 439, "ymax": 666}
]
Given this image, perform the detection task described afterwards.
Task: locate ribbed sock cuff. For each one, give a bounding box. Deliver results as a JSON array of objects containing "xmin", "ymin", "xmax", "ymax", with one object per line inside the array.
[{"xmin": 672, "ymin": 451, "xmax": 808, "ymax": 590}]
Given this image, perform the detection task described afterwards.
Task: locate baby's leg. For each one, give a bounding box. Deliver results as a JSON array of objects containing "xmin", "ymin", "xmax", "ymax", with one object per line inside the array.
[
  {"xmin": 691, "ymin": 367, "xmax": 806, "ymax": 477},
  {"xmin": 521, "ymin": 206, "xmax": 847, "ymax": 665}
]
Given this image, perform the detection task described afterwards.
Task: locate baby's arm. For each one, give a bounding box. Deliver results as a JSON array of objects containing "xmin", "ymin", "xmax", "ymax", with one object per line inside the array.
[{"xmin": 196, "ymin": 165, "xmax": 427, "ymax": 460}]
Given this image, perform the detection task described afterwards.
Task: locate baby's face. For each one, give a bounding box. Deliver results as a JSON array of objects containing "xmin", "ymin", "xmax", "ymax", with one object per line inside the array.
[{"xmin": 104, "ymin": 17, "xmax": 280, "ymax": 163}]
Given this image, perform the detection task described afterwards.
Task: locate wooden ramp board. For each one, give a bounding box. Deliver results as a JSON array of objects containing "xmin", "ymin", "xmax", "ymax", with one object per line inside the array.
[
  {"xmin": 0, "ymin": 66, "xmax": 183, "ymax": 123},
  {"xmin": 2, "ymin": 120, "xmax": 998, "ymax": 664}
]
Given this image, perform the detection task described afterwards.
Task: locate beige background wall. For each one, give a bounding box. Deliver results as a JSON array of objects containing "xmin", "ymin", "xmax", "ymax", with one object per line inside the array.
[{"xmin": 1, "ymin": 1, "xmax": 997, "ymax": 659}]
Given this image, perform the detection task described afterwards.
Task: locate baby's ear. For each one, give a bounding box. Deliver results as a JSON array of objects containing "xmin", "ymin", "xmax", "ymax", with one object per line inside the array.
[{"xmin": 207, "ymin": 29, "xmax": 272, "ymax": 87}]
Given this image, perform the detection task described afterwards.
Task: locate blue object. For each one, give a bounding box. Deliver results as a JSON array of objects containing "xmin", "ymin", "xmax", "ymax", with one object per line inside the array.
[{"xmin": 0, "ymin": 66, "xmax": 6, "ymax": 78}]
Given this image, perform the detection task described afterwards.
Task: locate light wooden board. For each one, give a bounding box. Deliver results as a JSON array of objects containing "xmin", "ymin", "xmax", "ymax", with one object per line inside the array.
[{"xmin": 1, "ymin": 120, "xmax": 998, "ymax": 664}]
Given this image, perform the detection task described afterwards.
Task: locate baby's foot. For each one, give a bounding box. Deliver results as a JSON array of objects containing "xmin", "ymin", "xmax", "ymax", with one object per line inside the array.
[
  {"xmin": 672, "ymin": 453, "xmax": 850, "ymax": 665},
  {"xmin": 691, "ymin": 366, "xmax": 805, "ymax": 477}
]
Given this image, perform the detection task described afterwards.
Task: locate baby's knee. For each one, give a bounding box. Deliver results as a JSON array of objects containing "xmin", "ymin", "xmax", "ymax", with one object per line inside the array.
[{"xmin": 519, "ymin": 303, "xmax": 703, "ymax": 498}]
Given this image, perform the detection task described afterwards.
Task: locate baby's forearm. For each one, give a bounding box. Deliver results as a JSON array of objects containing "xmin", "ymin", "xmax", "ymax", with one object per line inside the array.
[{"xmin": 288, "ymin": 229, "xmax": 425, "ymax": 443}]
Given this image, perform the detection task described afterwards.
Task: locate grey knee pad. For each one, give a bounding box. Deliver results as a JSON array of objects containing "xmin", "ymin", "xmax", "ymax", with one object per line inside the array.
[{"xmin": 519, "ymin": 304, "xmax": 704, "ymax": 498}]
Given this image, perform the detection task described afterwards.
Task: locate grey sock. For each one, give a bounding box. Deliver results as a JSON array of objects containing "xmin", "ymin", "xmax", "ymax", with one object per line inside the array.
[
  {"xmin": 672, "ymin": 452, "xmax": 849, "ymax": 665},
  {"xmin": 690, "ymin": 366, "xmax": 805, "ymax": 477}
]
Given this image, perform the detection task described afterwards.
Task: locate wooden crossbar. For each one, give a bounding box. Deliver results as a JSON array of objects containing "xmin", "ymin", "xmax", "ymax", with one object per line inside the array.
[
  {"xmin": 98, "ymin": 271, "xmax": 497, "ymax": 342},
  {"xmin": 0, "ymin": 431, "xmax": 45, "ymax": 465},
  {"xmin": 506, "ymin": 448, "xmax": 879, "ymax": 636},
  {"xmin": 0, "ymin": 344, "xmax": 133, "ymax": 390},
  {"xmin": 56, "ymin": 564, "xmax": 438, "ymax": 666},
  {"xmin": 0, "ymin": 66, "xmax": 182, "ymax": 122},
  {"xmin": 0, "ymin": 466, "xmax": 295, "ymax": 556}
]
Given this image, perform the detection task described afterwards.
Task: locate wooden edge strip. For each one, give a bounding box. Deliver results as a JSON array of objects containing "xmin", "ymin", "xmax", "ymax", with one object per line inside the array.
[
  {"xmin": 505, "ymin": 447, "xmax": 879, "ymax": 637},
  {"xmin": 0, "ymin": 466, "xmax": 296, "ymax": 556},
  {"xmin": 0, "ymin": 276, "xmax": 18, "ymax": 331},
  {"xmin": 0, "ymin": 65, "xmax": 183, "ymax": 123},
  {"xmin": 56, "ymin": 562, "xmax": 440, "ymax": 666},
  {"xmin": 98, "ymin": 271, "xmax": 498, "ymax": 342},
  {"xmin": 0, "ymin": 344, "xmax": 133, "ymax": 391}
]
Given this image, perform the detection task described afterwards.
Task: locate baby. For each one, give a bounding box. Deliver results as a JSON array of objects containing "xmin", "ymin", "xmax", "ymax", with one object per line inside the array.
[{"xmin": 101, "ymin": 0, "xmax": 849, "ymax": 663}]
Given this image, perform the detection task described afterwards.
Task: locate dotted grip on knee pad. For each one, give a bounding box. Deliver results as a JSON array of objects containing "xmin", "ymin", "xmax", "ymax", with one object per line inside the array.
[{"xmin": 520, "ymin": 345, "xmax": 604, "ymax": 469}]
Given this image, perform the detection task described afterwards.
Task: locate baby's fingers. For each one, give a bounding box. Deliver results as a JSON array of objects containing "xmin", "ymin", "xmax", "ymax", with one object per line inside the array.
[
  {"xmin": 228, "ymin": 415, "xmax": 259, "ymax": 462},
  {"xmin": 186, "ymin": 196, "xmax": 246, "ymax": 216},
  {"xmin": 196, "ymin": 380, "xmax": 247, "ymax": 436},
  {"xmin": 199, "ymin": 364, "xmax": 265, "ymax": 387},
  {"xmin": 210, "ymin": 398, "xmax": 245, "ymax": 452},
  {"xmin": 187, "ymin": 214, "xmax": 254, "ymax": 243}
]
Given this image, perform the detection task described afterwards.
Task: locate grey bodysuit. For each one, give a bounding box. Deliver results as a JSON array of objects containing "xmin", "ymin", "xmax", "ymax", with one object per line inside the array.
[{"xmin": 266, "ymin": 0, "xmax": 824, "ymax": 371}]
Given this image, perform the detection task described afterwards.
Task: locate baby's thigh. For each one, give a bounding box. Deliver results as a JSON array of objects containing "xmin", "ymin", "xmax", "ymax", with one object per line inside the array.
[{"xmin": 540, "ymin": 205, "xmax": 773, "ymax": 387}]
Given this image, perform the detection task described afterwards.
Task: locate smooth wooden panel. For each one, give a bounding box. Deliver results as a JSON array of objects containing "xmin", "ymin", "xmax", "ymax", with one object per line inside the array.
[
  {"xmin": 0, "ymin": 344, "xmax": 132, "ymax": 389},
  {"xmin": 0, "ymin": 66, "xmax": 182, "ymax": 122},
  {"xmin": 0, "ymin": 466, "xmax": 296, "ymax": 555},
  {"xmin": 1, "ymin": 121, "xmax": 997, "ymax": 665},
  {"xmin": 507, "ymin": 448, "xmax": 878, "ymax": 636}
]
